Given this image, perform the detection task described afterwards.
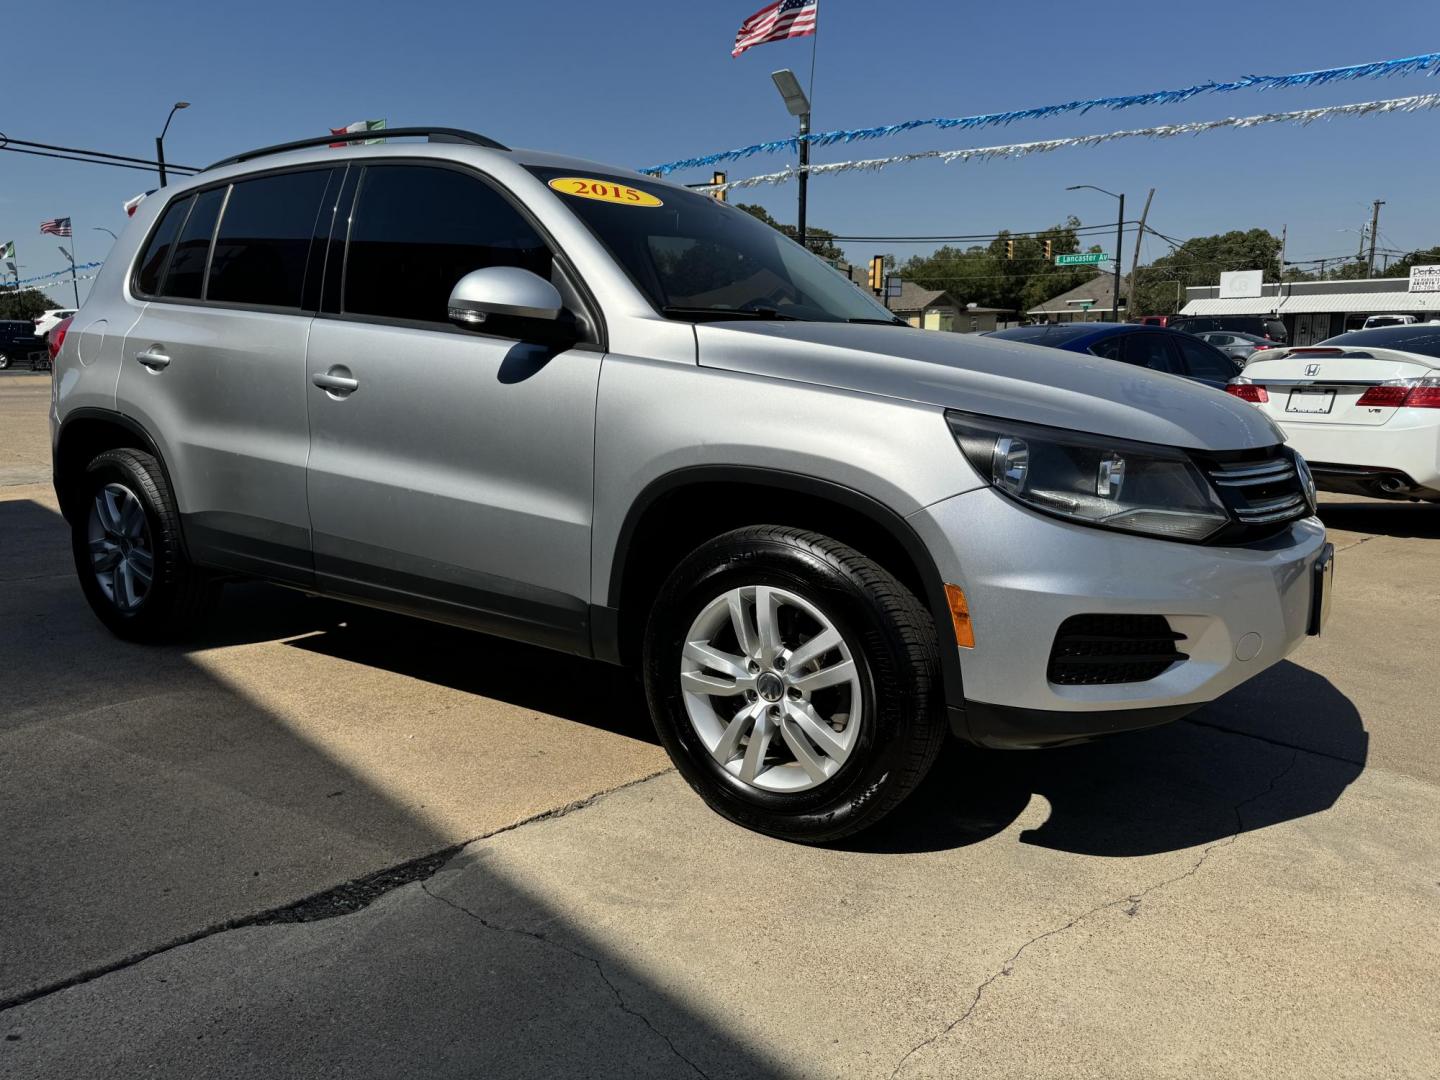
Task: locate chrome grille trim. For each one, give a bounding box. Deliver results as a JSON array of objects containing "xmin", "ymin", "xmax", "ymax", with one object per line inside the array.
[
  {"xmin": 1211, "ymin": 462, "xmax": 1296, "ymax": 486},
  {"xmin": 1203, "ymin": 453, "xmax": 1311, "ymax": 534}
]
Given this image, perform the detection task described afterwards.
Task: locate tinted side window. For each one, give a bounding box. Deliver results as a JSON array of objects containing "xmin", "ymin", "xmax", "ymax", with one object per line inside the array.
[
  {"xmin": 207, "ymin": 169, "xmax": 334, "ymax": 309},
  {"xmin": 1121, "ymin": 333, "xmax": 1177, "ymax": 373},
  {"xmin": 344, "ymin": 165, "xmax": 552, "ymax": 324},
  {"xmin": 136, "ymin": 196, "xmax": 192, "ymax": 295},
  {"xmin": 163, "ymin": 187, "xmax": 226, "ymax": 300},
  {"xmin": 1176, "ymin": 337, "xmax": 1240, "ymax": 382},
  {"xmin": 1088, "ymin": 336, "xmax": 1125, "ymax": 361}
]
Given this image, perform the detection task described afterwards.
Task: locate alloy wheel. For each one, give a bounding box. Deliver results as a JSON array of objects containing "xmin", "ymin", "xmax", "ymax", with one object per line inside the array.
[
  {"xmin": 680, "ymin": 585, "xmax": 862, "ymax": 793},
  {"xmin": 87, "ymin": 483, "xmax": 154, "ymax": 611}
]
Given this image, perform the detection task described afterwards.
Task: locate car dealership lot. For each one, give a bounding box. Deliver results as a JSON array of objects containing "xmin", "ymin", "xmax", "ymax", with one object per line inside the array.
[{"xmin": 1, "ymin": 373, "xmax": 1436, "ymax": 1077}]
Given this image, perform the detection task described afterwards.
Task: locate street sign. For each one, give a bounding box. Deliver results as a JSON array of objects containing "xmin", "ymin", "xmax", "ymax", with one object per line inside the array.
[
  {"xmin": 1055, "ymin": 252, "xmax": 1110, "ymax": 266},
  {"xmin": 1079, "ymin": 300, "xmax": 1094, "ymax": 311}
]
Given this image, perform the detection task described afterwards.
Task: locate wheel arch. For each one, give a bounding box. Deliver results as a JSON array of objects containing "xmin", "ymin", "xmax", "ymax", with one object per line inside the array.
[
  {"xmin": 599, "ymin": 465, "xmax": 965, "ymax": 709},
  {"xmin": 54, "ymin": 409, "xmax": 176, "ymax": 528}
]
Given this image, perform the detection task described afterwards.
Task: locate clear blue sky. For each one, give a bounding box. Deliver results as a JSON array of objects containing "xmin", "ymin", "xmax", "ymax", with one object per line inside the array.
[{"xmin": 4, "ymin": 0, "xmax": 1437, "ymax": 302}]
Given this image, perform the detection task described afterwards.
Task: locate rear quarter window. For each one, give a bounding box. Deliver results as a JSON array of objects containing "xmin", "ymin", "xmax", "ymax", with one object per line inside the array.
[{"xmin": 135, "ymin": 195, "xmax": 193, "ymax": 295}]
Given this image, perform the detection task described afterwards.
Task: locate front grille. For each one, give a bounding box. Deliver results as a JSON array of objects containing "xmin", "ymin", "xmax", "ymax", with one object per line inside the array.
[
  {"xmin": 1201, "ymin": 449, "xmax": 1311, "ymax": 540},
  {"xmin": 1047, "ymin": 614, "xmax": 1187, "ymax": 686}
]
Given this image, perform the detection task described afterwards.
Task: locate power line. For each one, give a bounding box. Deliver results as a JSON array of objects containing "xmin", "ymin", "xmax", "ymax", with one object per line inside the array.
[
  {"xmin": 0, "ymin": 133, "xmax": 200, "ymax": 176},
  {"xmin": 0, "ymin": 144, "xmax": 187, "ymax": 175},
  {"xmin": 828, "ymin": 221, "xmax": 1133, "ymax": 244}
]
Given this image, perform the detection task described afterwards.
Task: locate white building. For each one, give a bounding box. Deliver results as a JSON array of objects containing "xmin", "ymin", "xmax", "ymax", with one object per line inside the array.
[{"xmin": 1181, "ymin": 274, "xmax": 1440, "ymax": 345}]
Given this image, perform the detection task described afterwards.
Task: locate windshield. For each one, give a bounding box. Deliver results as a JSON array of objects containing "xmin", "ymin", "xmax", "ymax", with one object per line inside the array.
[
  {"xmin": 1320, "ymin": 325, "xmax": 1440, "ymax": 358},
  {"xmin": 527, "ymin": 166, "xmax": 898, "ymax": 324}
]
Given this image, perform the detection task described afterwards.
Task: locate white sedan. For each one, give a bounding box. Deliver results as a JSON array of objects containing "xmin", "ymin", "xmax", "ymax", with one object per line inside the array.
[{"xmin": 1227, "ymin": 324, "xmax": 1440, "ymax": 502}]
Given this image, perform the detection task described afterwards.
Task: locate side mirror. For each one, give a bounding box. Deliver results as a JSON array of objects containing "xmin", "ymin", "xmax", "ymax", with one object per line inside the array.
[{"xmin": 447, "ymin": 267, "xmax": 564, "ymax": 329}]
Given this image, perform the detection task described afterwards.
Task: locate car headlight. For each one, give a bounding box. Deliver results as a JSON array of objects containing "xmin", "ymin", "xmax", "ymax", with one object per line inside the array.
[{"xmin": 947, "ymin": 411, "xmax": 1231, "ymax": 542}]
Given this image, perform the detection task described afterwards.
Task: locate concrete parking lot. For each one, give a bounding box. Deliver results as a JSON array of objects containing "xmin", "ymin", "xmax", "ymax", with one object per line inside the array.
[{"xmin": 1, "ymin": 370, "xmax": 1436, "ymax": 1078}]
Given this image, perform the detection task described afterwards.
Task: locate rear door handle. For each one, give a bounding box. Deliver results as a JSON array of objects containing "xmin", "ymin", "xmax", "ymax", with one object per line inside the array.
[
  {"xmin": 312, "ymin": 371, "xmax": 359, "ymax": 393},
  {"xmin": 135, "ymin": 348, "xmax": 171, "ymax": 370}
]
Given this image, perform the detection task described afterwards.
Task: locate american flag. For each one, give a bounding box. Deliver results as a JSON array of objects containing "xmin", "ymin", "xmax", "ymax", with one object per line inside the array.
[
  {"xmin": 732, "ymin": 0, "xmax": 818, "ymax": 58},
  {"xmin": 39, "ymin": 217, "xmax": 72, "ymax": 237}
]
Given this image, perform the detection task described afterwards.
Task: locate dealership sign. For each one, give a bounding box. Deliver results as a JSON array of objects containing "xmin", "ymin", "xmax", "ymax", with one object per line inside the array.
[{"xmin": 1408, "ymin": 265, "xmax": 1440, "ymax": 293}]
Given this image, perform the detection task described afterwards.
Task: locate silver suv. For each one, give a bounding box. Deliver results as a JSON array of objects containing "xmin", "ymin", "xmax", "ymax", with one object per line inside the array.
[{"xmin": 51, "ymin": 128, "xmax": 1334, "ymax": 842}]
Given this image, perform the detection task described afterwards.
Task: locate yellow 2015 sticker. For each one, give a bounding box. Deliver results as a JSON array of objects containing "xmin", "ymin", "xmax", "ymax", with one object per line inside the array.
[{"xmin": 548, "ymin": 176, "xmax": 663, "ymax": 207}]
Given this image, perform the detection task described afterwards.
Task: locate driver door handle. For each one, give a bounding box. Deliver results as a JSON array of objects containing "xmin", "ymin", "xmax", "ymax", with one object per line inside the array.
[
  {"xmin": 312, "ymin": 371, "xmax": 359, "ymax": 393},
  {"xmin": 134, "ymin": 348, "xmax": 171, "ymax": 370}
]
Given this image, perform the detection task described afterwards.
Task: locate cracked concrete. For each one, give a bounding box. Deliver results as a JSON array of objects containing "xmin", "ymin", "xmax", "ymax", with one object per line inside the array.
[
  {"xmin": 420, "ymin": 881, "xmax": 713, "ymax": 1080},
  {"xmin": 886, "ymin": 749, "xmax": 1302, "ymax": 1079}
]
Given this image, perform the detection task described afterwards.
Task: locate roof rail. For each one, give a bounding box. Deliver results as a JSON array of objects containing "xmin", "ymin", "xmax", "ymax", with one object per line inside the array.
[{"xmin": 204, "ymin": 127, "xmax": 510, "ymax": 171}]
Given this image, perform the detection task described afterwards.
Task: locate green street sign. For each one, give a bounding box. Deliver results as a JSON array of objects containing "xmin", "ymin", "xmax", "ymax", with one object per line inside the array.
[{"xmin": 1056, "ymin": 252, "xmax": 1111, "ymax": 265}]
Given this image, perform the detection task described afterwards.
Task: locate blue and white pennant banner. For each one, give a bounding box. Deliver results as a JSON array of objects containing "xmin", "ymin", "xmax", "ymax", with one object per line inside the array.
[{"xmin": 643, "ymin": 49, "xmax": 1440, "ymax": 174}]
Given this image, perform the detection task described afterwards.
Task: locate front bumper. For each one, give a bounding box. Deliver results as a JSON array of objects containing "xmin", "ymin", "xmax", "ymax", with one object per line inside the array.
[{"xmin": 909, "ymin": 486, "xmax": 1329, "ymax": 748}]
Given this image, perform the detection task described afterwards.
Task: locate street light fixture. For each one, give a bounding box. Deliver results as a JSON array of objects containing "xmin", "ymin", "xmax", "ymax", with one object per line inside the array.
[
  {"xmin": 156, "ymin": 101, "xmax": 191, "ymax": 188},
  {"xmin": 771, "ymin": 69, "xmax": 812, "ymax": 248},
  {"xmin": 1067, "ymin": 184, "xmax": 1126, "ymax": 321},
  {"xmin": 93, "ymin": 226, "xmax": 118, "ymax": 240}
]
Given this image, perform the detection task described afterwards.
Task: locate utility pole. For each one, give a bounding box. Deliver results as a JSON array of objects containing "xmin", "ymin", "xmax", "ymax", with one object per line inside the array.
[
  {"xmin": 1278, "ymin": 224, "xmax": 1287, "ymax": 271},
  {"xmin": 1111, "ymin": 194, "xmax": 1123, "ymax": 321},
  {"xmin": 1129, "ymin": 187, "xmax": 1155, "ymax": 315},
  {"xmin": 1367, "ymin": 199, "xmax": 1385, "ymax": 278}
]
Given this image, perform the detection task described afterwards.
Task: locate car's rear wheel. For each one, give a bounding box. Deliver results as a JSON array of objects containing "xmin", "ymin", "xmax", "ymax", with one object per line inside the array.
[
  {"xmin": 643, "ymin": 526, "xmax": 946, "ymax": 843},
  {"xmin": 0, "ymin": 353, "xmax": 11, "ymax": 370},
  {"xmin": 71, "ymin": 448, "xmax": 217, "ymax": 641}
]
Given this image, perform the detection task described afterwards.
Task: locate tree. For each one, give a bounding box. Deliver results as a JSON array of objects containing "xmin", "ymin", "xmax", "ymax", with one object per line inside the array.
[
  {"xmin": 0, "ymin": 289, "xmax": 54, "ymax": 321},
  {"xmin": 1131, "ymin": 228, "xmax": 1282, "ymax": 315},
  {"xmin": 735, "ymin": 203, "xmax": 845, "ymax": 261},
  {"xmin": 898, "ymin": 217, "xmax": 1100, "ymax": 315}
]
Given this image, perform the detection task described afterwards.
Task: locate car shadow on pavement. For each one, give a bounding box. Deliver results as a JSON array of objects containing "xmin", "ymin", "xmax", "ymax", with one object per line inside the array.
[
  {"xmin": 1318, "ymin": 497, "xmax": 1440, "ymax": 540},
  {"xmin": 2, "ymin": 495, "xmax": 785, "ymax": 1078},
  {"xmin": 283, "ymin": 602, "xmax": 660, "ymax": 746},
  {"xmin": 850, "ymin": 659, "xmax": 1366, "ymax": 857}
]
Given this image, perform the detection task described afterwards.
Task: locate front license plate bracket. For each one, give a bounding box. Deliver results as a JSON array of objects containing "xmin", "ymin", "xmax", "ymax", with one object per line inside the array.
[{"xmin": 1308, "ymin": 542, "xmax": 1335, "ymax": 636}]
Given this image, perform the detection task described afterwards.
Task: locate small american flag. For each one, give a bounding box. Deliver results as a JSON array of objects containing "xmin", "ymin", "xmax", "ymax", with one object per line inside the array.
[
  {"xmin": 40, "ymin": 217, "xmax": 72, "ymax": 237},
  {"xmin": 732, "ymin": 0, "xmax": 818, "ymax": 58}
]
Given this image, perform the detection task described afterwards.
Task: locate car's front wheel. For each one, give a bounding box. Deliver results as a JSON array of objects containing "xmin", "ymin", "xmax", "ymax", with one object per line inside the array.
[{"xmin": 643, "ymin": 526, "xmax": 946, "ymax": 843}]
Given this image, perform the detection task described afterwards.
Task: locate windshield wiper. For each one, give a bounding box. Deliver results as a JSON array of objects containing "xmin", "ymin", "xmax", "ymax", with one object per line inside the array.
[
  {"xmin": 661, "ymin": 305, "xmax": 800, "ymax": 322},
  {"xmin": 846, "ymin": 317, "xmax": 907, "ymax": 326}
]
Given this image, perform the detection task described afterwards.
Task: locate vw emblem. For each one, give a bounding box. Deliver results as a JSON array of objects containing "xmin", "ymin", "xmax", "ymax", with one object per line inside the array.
[{"xmin": 1304, "ymin": 363, "xmax": 1321, "ymax": 377}]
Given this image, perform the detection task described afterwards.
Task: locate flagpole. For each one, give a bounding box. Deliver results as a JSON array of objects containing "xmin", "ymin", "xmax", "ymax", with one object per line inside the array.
[{"xmin": 800, "ymin": 3, "xmax": 819, "ymax": 249}]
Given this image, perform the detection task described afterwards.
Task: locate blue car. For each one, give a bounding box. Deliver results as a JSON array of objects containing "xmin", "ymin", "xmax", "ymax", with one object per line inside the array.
[{"xmin": 986, "ymin": 322, "xmax": 1243, "ymax": 390}]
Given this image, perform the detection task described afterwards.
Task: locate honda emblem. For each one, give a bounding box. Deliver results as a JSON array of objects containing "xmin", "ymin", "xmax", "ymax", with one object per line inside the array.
[{"xmin": 1304, "ymin": 363, "xmax": 1321, "ymax": 377}]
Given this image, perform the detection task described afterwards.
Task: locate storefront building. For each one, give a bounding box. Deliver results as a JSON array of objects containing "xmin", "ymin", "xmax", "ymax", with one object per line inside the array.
[{"xmin": 1180, "ymin": 274, "xmax": 1440, "ymax": 345}]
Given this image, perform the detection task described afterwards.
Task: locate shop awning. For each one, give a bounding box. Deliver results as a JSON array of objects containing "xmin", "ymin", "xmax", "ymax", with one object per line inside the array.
[{"xmin": 1182, "ymin": 291, "xmax": 1440, "ymax": 316}]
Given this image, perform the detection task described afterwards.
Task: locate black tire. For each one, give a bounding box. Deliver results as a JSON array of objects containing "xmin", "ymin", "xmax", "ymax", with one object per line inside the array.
[
  {"xmin": 643, "ymin": 526, "xmax": 946, "ymax": 843},
  {"xmin": 71, "ymin": 448, "xmax": 217, "ymax": 642}
]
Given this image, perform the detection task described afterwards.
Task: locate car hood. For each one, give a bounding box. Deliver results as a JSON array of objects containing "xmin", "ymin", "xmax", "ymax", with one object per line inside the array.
[{"xmin": 695, "ymin": 322, "xmax": 1283, "ymax": 451}]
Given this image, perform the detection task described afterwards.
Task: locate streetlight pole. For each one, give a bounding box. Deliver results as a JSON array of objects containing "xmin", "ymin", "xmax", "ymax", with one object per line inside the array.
[
  {"xmin": 58, "ymin": 245, "xmax": 79, "ymax": 307},
  {"xmin": 771, "ymin": 70, "xmax": 812, "ymax": 249},
  {"xmin": 93, "ymin": 226, "xmax": 118, "ymax": 241},
  {"xmin": 156, "ymin": 101, "xmax": 190, "ymax": 188},
  {"xmin": 1067, "ymin": 184, "xmax": 1126, "ymax": 320}
]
